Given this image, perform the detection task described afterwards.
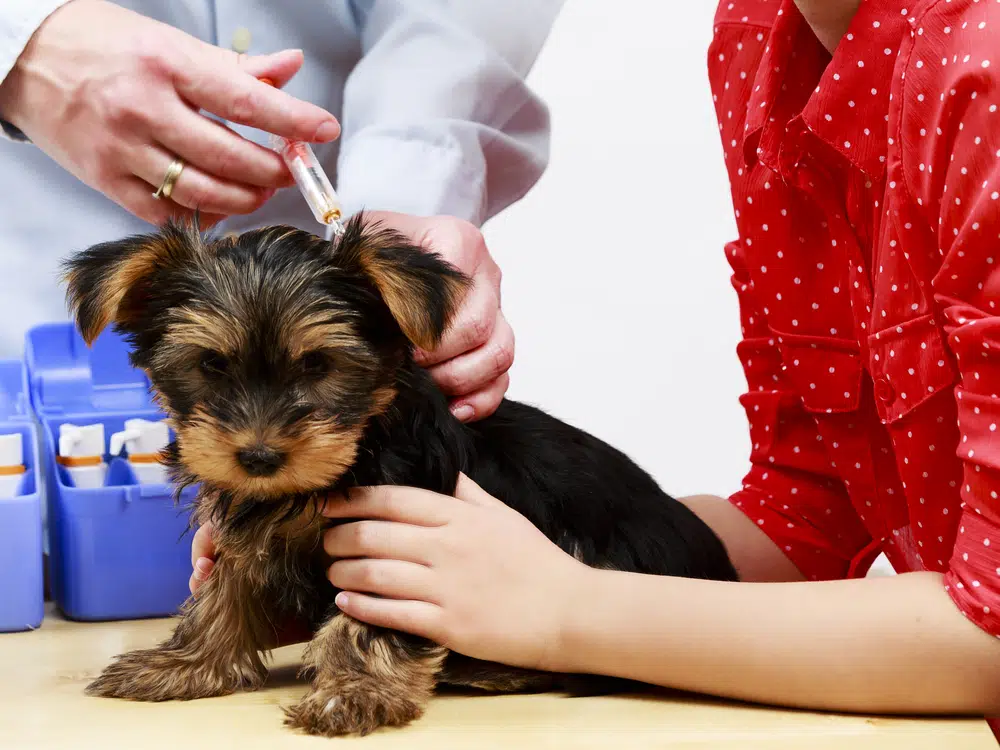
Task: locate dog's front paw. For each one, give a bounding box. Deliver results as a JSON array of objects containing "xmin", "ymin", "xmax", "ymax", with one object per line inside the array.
[
  {"xmin": 283, "ymin": 678, "xmax": 424, "ymax": 737},
  {"xmin": 85, "ymin": 647, "xmax": 266, "ymax": 702}
]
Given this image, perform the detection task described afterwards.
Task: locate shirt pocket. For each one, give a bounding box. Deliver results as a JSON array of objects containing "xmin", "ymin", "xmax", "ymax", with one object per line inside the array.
[
  {"xmin": 867, "ymin": 314, "xmax": 958, "ymax": 425},
  {"xmin": 773, "ymin": 331, "xmax": 865, "ymax": 415},
  {"xmin": 742, "ymin": 331, "xmax": 865, "ymax": 474}
]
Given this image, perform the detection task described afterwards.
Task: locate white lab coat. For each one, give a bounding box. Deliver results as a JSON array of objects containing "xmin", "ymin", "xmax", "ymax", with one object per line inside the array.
[{"xmin": 0, "ymin": 0, "xmax": 561, "ymax": 357}]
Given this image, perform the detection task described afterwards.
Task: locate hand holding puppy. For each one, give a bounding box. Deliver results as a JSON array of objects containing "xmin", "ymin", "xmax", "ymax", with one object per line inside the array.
[
  {"xmin": 323, "ymin": 474, "xmax": 586, "ymax": 673},
  {"xmin": 358, "ymin": 212, "xmax": 514, "ymax": 422},
  {"xmin": 188, "ymin": 475, "xmax": 584, "ymax": 672}
]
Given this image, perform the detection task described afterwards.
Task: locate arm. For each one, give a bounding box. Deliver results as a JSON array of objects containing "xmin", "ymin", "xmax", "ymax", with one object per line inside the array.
[
  {"xmin": 560, "ymin": 568, "xmax": 1000, "ymax": 715},
  {"xmin": 568, "ymin": 2, "xmax": 1000, "ymax": 715},
  {"xmin": 679, "ymin": 493, "xmax": 805, "ymax": 584},
  {"xmin": 0, "ymin": 0, "xmax": 339, "ymax": 225},
  {"xmin": 899, "ymin": 2, "xmax": 1000, "ymax": 643},
  {"xmin": 332, "ymin": 3, "xmax": 562, "ymax": 414},
  {"xmin": 337, "ymin": 0, "xmax": 562, "ymax": 225},
  {"xmin": 0, "ymin": 0, "xmax": 68, "ymax": 141},
  {"xmin": 321, "ymin": 478, "xmax": 1000, "ymax": 715},
  {"xmin": 320, "ymin": 7, "xmax": 1000, "ymax": 713}
]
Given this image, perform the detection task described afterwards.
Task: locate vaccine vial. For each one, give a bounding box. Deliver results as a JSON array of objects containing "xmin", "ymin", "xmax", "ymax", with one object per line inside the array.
[
  {"xmin": 57, "ymin": 423, "xmax": 107, "ymax": 489},
  {"xmin": 0, "ymin": 433, "xmax": 25, "ymax": 499}
]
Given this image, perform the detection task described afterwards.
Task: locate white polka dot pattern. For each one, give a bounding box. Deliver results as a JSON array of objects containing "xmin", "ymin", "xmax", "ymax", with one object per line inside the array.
[{"xmin": 709, "ymin": 0, "xmax": 1000, "ymax": 638}]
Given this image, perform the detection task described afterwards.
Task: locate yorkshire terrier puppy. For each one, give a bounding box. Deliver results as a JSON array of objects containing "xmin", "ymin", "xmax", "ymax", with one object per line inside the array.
[{"xmin": 64, "ymin": 215, "xmax": 737, "ymax": 737}]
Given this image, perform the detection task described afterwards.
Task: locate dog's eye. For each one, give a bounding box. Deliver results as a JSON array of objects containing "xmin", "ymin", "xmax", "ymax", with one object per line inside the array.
[
  {"xmin": 300, "ymin": 351, "xmax": 330, "ymax": 379},
  {"xmin": 199, "ymin": 350, "xmax": 229, "ymax": 377}
]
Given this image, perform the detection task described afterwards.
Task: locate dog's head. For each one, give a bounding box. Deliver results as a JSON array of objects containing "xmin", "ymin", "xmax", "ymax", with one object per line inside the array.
[{"xmin": 63, "ymin": 215, "xmax": 470, "ymax": 501}]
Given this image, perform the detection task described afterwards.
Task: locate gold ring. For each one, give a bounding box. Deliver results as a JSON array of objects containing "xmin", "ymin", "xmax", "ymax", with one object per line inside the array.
[{"xmin": 152, "ymin": 158, "xmax": 185, "ymax": 200}]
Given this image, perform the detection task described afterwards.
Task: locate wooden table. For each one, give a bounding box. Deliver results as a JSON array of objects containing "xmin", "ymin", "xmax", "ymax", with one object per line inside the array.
[{"xmin": 1, "ymin": 605, "xmax": 994, "ymax": 749}]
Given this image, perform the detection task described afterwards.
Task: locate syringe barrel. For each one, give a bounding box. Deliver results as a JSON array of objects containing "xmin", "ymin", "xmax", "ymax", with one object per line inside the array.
[{"xmin": 269, "ymin": 135, "xmax": 342, "ymax": 226}]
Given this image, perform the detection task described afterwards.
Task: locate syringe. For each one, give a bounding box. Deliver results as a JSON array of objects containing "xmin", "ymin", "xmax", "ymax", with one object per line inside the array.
[{"xmin": 259, "ymin": 78, "xmax": 345, "ymax": 236}]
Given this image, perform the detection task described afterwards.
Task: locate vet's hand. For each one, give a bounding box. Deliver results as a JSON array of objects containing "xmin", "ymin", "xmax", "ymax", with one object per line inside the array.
[
  {"xmin": 322, "ymin": 474, "xmax": 586, "ymax": 672},
  {"xmin": 0, "ymin": 0, "xmax": 340, "ymax": 227},
  {"xmin": 364, "ymin": 212, "xmax": 513, "ymax": 422}
]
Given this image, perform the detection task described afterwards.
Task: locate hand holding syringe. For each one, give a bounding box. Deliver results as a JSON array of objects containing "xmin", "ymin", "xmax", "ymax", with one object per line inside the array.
[{"xmin": 259, "ymin": 78, "xmax": 345, "ymax": 236}]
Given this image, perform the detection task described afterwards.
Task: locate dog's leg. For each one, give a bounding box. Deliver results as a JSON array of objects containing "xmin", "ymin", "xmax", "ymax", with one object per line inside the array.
[
  {"xmin": 283, "ymin": 614, "xmax": 445, "ymax": 737},
  {"xmin": 438, "ymin": 653, "xmax": 556, "ymax": 693},
  {"xmin": 85, "ymin": 556, "xmax": 271, "ymax": 701}
]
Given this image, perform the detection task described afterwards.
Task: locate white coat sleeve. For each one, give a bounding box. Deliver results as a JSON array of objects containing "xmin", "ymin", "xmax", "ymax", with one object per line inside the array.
[
  {"xmin": 0, "ymin": 0, "xmax": 71, "ymax": 142},
  {"xmin": 337, "ymin": 0, "xmax": 564, "ymax": 226}
]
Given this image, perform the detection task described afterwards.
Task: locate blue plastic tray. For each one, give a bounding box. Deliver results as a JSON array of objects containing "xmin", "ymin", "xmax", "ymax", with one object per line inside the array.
[
  {"xmin": 24, "ymin": 323, "xmax": 197, "ymax": 621},
  {"xmin": 0, "ymin": 359, "xmax": 44, "ymax": 632}
]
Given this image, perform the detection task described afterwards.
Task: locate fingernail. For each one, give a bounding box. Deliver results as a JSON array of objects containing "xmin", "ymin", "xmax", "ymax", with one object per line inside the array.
[
  {"xmin": 315, "ymin": 121, "xmax": 340, "ymax": 142},
  {"xmin": 335, "ymin": 592, "xmax": 349, "ymax": 608},
  {"xmin": 451, "ymin": 404, "xmax": 474, "ymax": 422},
  {"xmin": 195, "ymin": 557, "xmax": 213, "ymax": 578}
]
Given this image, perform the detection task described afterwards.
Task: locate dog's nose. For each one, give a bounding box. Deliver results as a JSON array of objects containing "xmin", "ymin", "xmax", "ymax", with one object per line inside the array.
[{"xmin": 236, "ymin": 446, "xmax": 286, "ymax": 477}]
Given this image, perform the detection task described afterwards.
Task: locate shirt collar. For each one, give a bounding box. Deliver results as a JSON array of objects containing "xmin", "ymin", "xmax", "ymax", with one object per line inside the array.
[{"xmin": 743, "ymin": 0, "xmax": 910, "ymax": 179}]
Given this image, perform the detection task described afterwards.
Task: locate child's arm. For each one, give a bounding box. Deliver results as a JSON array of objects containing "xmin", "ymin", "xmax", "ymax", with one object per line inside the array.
[
  {"xmin": 560, "ymin": 495, "xmax": 1000, "ymax": 716},
  {"xmin": 323, "ymin": 479, "xmax": 1000, "ymax": 717}
]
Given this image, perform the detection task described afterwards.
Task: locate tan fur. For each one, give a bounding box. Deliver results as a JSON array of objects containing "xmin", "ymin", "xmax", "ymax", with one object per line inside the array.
[
  {"xmin": 284, "ymin": 315, "xmax": 358, "ymax": 359},
  {"xmin": 177, "ymin": 410, "xmax": 363, "ymax": 500},
  {"xmin": 284, "ymin": 615, "xmax": 446, "ymax": 737},
  {"xmin": 358, "ymin": 247, "xmax": 469, "ymax": 351},
  {"xmin": 162, "ymin": 307, "xmax": 246, "ymax": 357},
  {"xmin": 370, "ymin": 386, "xmax": 398, "ymax": 415},
  {"xmin": 66, "ymin": 228, "xmax": 202, "ymax": 344},
  {"xmin": 85, "ymin": 556, "xmax": 271, "ymax": 701}
]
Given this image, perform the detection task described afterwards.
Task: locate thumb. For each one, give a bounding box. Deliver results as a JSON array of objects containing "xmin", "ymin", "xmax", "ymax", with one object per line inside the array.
[
  {"xmin": 454, "ymin": 473, "xmax": 506, "ymax": 509},
  {"xmin": 239, "ymin": 48, "xmax": 305, "ymax": 89}
]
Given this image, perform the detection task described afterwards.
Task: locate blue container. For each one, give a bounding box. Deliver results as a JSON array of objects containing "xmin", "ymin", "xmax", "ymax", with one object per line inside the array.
[
  {"xmin": 24, "ymin": 322, "xmax": 197, "ymax": 621},
  {"xmin": 0, "ymin": 359, "xmax": 44, "ymax": 632}
]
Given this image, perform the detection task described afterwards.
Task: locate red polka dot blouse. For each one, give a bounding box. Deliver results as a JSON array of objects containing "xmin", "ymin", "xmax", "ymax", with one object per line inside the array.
[{"xmin": 710, "ymin": 0, "xmax": 1000, "ymax": 638}]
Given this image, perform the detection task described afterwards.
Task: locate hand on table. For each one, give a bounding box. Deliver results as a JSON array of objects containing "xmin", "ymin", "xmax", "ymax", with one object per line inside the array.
[
  {"xmin": 0, "ymin": 0, "xmax": 340, "ymax": 227},
  {"xmin": 363, "ymin": 211, "xmax": 514, "ymax": 421},
  {"xmin": 323, "ymin": 474, "xmax": 586, "ymax": 672}
]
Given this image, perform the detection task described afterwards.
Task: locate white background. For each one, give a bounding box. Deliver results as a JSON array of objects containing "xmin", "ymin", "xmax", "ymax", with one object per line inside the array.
[{"xmin": 482, "ymin": 1, "xmax": 748, "ymax": 501}]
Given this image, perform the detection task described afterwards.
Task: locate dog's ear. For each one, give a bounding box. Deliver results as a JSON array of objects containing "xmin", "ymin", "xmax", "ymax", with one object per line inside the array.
[
  {"xmin": 336, "ymin": 216, "xmax": 472, "ymax": 350},
  {"xmin": 62, "ymin": 220, "xmax": 201, "ymax": 345}
]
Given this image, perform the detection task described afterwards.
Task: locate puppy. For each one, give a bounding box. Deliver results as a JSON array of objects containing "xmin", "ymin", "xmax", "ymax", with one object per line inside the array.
[{"xmin": 64, "ymin": 215, "xmax": 737, "ymax": 737}]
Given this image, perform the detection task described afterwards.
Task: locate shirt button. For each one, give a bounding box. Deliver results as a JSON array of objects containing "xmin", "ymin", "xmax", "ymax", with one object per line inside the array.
[
  {"xmin": 874, "ymin": 376, "xmax": 895, "ymax": 404},
  {"xmin": 231, "ymin": 27, "xmax": 252, "ymax": 53}
]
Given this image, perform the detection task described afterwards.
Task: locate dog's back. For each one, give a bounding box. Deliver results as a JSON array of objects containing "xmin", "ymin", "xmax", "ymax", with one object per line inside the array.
[{"xmin": 466, "ymin": 398, "xmax": 739, "ymax": 582}]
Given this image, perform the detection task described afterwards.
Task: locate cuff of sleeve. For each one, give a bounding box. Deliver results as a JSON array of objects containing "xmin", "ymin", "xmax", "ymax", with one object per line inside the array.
[
  {"xmin": 335, "ymin": 131, "xmax": 487, "ymax": 227},
  {"xmin": 0, "ymin": 0, "xmax": 72, "ymax": 143},
  {"xmin": 944, "ymin": 506, "xmax": 1000, "ymax": 638},
  {"xmin": 728, "ymin": 465, "xmax": 873, "ymax": 582}
]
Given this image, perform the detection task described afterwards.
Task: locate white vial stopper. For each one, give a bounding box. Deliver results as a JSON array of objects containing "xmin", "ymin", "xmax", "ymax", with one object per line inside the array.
[
  {"xmin": 110, "ymin": 419, "xmax": 169, "ymax": 457},
  {"xmin": 110, "ymin": 419, "xmax": 170, "ymax": 485},
  {"xmin": 59, "ymin": 423, "xmax": 105, "ymax": 458}
]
